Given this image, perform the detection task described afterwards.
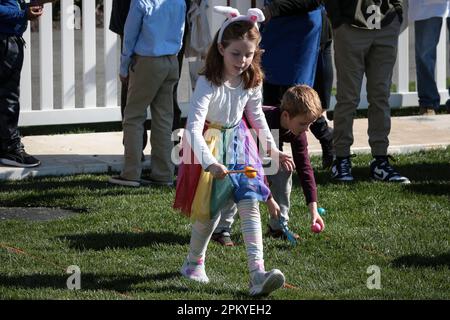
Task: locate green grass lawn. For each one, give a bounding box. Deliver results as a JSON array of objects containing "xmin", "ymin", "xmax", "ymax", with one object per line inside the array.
[{"xmin": 0, "ymin": 149, "xmax": 449, "ymax": 300}]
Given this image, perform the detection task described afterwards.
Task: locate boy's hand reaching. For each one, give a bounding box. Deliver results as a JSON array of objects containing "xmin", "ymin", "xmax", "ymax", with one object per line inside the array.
[
  {"xmin": 207, "ymin": 163, "xmax": 228, "ymax": 179},
  {"xmin": 266, "ymin": 197, "xmax": 280, "ymax": 220},
  {"xmin": 271, "ymin": 149, "xmax": 295, "ymax": 172},
  {"xmin": 310, "ymin": 206, "xmax": 325, "ymax": 231}
]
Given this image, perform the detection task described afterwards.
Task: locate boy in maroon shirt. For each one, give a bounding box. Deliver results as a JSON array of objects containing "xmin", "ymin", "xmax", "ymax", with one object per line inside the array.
[{"xmin": 212, "ymin": 85, "xmax": 325, "ymax": 245}]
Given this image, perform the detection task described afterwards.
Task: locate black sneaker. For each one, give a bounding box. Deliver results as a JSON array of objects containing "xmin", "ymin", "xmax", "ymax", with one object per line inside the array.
[
  {"xmin": 0, "ymin": 148, "xmax": 41, "ymax": 168},
  {"xmin": 331, "ymin": 156, "xmax": 354, "ymax": 182},
  {"xmin": 370, "ymin": 156, "xmax": 410, "ymax": 184},
  {"xmin": 211, "ymin": 231, "xmax": 235, "ymax": 246},
  {"xmin": 266, "ymin": 224, "xmax": 299, "ymax": 240},
  {"xmin": 310, "ymin": 116, "xmax": 334, "ymax": 169}
]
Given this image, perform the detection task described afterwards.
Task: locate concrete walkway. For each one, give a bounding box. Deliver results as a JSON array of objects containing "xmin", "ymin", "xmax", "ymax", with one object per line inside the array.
[{"xmin": 1, "ymin": 114, "xmax": 449, "ymax": 181}]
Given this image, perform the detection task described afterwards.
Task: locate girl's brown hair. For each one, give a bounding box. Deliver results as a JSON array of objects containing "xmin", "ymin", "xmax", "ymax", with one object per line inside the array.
[{"xmin": 201, "ymin": 21, "xmax": 264, "ymax": 90}]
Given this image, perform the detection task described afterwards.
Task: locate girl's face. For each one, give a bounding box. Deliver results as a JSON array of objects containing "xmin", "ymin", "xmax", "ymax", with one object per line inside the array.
[{"xmin": 218, "ymin": 39, "xmax": 257, "ymax": 82}]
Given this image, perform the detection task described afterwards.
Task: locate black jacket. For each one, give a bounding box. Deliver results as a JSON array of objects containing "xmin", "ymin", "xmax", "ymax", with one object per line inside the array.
[
  {"xmin": 265, "ymin": 0, "xmax": 321, "ymax": 17},
  {"xmin": 324, "ymin": 0, "xmax": 403, "ymax": 30},
  {"xmin": 109, "ymin": 0, "xmax": 131, "ymax": 36}
]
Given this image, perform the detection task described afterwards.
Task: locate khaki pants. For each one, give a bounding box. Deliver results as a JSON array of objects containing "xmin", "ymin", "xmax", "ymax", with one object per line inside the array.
[
  {"xmin": 121, "ymin": 55, "xmax": 179, "ymax": 182},
  {"xmin": 333, "ymin": 17, "xmax": 401, "ymax": 157}
]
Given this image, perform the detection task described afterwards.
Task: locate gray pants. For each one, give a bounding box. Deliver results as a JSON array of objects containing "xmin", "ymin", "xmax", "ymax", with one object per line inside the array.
[
  {"xmin": 333, "ymin": 18, "xmax": 401, "ymax": 157},
  {"xmin": 214, "ymin": 169, "xmax": 292, "ymax": 234}
]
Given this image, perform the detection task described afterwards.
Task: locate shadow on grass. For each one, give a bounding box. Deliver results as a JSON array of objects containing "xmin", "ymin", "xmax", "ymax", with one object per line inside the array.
[
  {"xmin": 0, "ymin": 177, "xmax": 156, "ymax": 194},
  {"xmin": 0, "ymin": 177, "xmax": 168, "ymax": 208},
  {"xmin": 402, "ymin": 182, "xmax": 450, "ymax": 196},
  {"xmin": 58, "ymin": 231, "xmax": 190, "ymax": 250},
  {"xmin": 391, "ymin": 251, "xmax": 450, "ymax": 269},
  {"xmin": 0, "ymin": 272, "xmax": 178, "ymax": 291},
  {"xmin": 0, "ymin": 272, "xmax": 248, "ymax": 298}
]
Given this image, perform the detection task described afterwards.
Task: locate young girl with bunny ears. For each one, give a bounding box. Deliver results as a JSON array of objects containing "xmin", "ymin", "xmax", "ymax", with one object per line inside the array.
[{"xmin": 173, "ymin": 6, "xmax": 295, "ymax": 296}]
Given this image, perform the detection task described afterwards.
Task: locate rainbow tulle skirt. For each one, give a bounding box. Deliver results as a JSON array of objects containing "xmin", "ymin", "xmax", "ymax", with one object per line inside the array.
[{"xmin": 173, "ymin": 119, "xmax": 270, "ymax": 222}]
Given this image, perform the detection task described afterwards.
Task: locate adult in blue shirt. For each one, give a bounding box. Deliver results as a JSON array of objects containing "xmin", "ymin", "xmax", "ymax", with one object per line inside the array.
[{"xmin": 0, "ymin": 0, "xmax": 54, "ymax": 168}]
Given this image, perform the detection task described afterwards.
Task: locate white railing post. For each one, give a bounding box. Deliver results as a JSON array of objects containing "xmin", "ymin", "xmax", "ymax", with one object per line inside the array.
[
  {"xmin": 397, "ymin": 27, "xmax": 409, "ymax": 93},
  {"xmin": 20, "ymin": 26, "xmax": 32, "ymax": 111},
  {"xmin": 208, "ymin": 0, "xmax": 228, "ymax": 39},
  {"xmin": 39, "ymin": 3, "xmax": 53, "ymax": 110},
  {"xmin": 103, "ymin": 0, "xmax": 118, "ymax": 108},
  {"xmin": 230, "ymin": 0, "xmax": 251, "ymax": 13},
  {"xmin": 61, "ymin": 0, "xmax": 76, "ymax": 109},
  {"xmin": 82, "ymin": 0, "xmax": 97, "ymax": 108}
]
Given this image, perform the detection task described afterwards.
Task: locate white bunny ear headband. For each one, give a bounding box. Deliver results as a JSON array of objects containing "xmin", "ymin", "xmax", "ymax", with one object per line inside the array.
[{"xmin": 214, "ymin": 6, "xmax": 265, "ymax": 44}]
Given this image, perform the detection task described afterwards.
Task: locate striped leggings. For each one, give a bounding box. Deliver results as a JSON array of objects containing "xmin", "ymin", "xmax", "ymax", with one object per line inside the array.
[{"xmin": 187, "ymin": 199, "xmax": 265, "ymax": 273}]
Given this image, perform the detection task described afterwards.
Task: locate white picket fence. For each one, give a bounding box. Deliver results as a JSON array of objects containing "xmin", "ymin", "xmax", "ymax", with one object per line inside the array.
[{"xmin": 18, "ymin": 0, "xmax": 449, "ymax": 126}]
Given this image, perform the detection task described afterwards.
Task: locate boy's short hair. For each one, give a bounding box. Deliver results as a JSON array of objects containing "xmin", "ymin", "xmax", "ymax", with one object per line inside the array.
[{"xmin": 280, "ymin": 85, "xmax": 323, "ymax": 122}]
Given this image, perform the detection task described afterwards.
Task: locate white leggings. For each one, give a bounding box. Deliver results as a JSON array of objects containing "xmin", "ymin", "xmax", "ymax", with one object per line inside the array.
[{"xmin": 187, "ymin": 199, "xmax": 265, "ymax": 273}]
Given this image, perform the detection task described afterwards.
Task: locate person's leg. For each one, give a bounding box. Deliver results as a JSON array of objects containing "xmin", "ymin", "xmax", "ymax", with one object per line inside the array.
[
  {"xmin": 181, "ymin": 213, "xmax": 221, "ymax": 283},
  {"xmin": 171, "ymin": 49, "xmax": 184, "ymax": 132},
  {"xmin": 212, "ymin": 201, "xmax": 237, "ymax": 246},
  {"xmin": 366, "ymin": 18, "xmax": 400, "ymax": 158},
  {"xmin": 310, "ymin": 115, "xmax": 334, "ymax": 169},
  {"xmin": 366, "ymin": 17, "xmax": 410, "ymax": 184},
  {"xmin": 0, "ymin": 36, "xmax": 39, "ymax": 167},
  {"xmin": 120, "ymin": 56, "xmax": 168, "ymax": 181},
  {"xmin": 415, "ymin": 17, "xmax": 443, "ymax": 113},
  {"xmin": 331, "ymin": 24, "xmax": 369, "ymax": 181},
  {"xmin": 120, "ymin": 36, "xmax": 147, "ymax": 154},
  {"xmin": 311, "ymin": 41, "xmax": 334, "ymax": 168},
  {"xmin": 237, "ymin": 199, "xmax": 285, "ymax": 296},
  {"xmin": 148, "ymin": 55, "xmax": 179, "ymax": 183},
  {"xmin": 332, "ymin": 25, "xmax": 368, "ymax": 158},
  {"xmin": 267, "ymin": 170, "xmax": 292, "ymax": 231},
  {"xmin": 237, "ymin": 199, "xmax": 264, "ymax": 273},
  {"xmin": 0, "ymin": 36, "xmax": 22, "ymax": 154},
  {"xmin": 313, "ymin": 40, "xmax": 333, "ymax": 111}
]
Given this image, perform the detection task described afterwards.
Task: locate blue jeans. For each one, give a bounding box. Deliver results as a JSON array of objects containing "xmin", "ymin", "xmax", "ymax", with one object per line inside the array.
[{"xmin": 415, "ymin": 17, "xmax": 450, "ymax": 110}]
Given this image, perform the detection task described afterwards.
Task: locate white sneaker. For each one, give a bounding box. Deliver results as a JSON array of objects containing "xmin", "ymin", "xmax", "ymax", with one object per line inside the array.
[
  {"xmin": 249, "ymin": 269, "xmax": 285, "ymax": 296},
  {"xmin": 180, "ymin": 259, "xmax": 209, "ymax": 283}
]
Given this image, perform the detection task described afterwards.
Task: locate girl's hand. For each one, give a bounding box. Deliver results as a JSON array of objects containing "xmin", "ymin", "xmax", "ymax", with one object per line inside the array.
[
  {"xmin": 266, "ymin": 197, "xmax": 280, "ymax": 220},
  {"xmin": 207, "ymin": 163, "xmax": 228, "ymax": 179}
]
